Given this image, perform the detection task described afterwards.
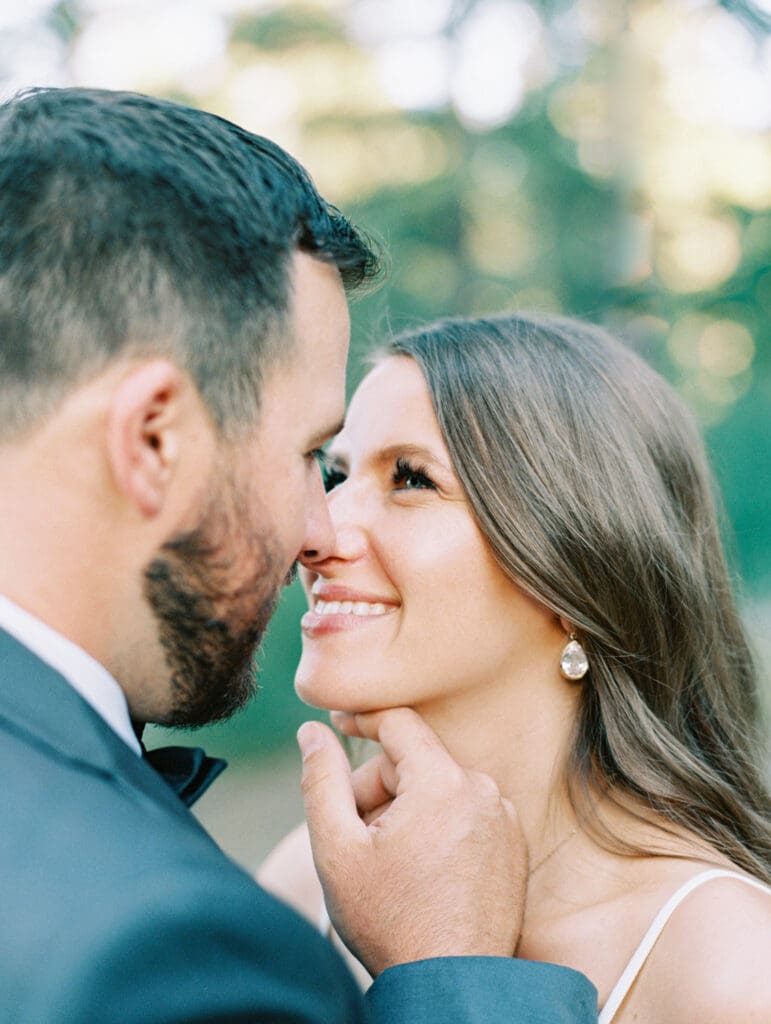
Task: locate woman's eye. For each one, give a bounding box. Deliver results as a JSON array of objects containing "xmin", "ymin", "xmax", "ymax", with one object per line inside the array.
[
  {"xmin": 393, "ymin": 457, "xmax": 435, "ymax": 491},
  {"xmin": 309, "ymin": 450, "xmax": 347, "ymax": 492},
  {"xmin": 313, "ymin": 452, "xmax": 347, "ymax": 493},
  {"xmin": 323, "ymin": 466, "xmax": 347, "ymax": 493}
]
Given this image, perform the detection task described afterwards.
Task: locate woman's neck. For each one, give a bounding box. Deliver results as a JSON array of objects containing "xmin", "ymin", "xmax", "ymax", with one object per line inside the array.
[{"xmin": 415, "ymin": 663, "xmax": 585, "ymax": 870}]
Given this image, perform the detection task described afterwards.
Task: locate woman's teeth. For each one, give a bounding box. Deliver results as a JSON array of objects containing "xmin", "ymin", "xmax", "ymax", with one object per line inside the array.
[{"xmin": 314, "ymin": 600, "xmax": 388, "ymax": 617}]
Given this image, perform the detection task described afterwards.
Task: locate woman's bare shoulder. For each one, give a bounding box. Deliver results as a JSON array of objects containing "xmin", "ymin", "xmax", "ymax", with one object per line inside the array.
[
  {"xmin": 623, "ymin": 872, "xmax": 771, "ymax": 1023},
  {"xmin": 259, "ymin": 821, "xmax": 374, "ymax": 990},
  {"xmin": 257, "ymin": 822, "xmax": 323, "ymax": 925}
]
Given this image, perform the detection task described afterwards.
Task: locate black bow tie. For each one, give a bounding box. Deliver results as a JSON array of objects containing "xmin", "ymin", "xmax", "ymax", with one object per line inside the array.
[{"xmin": 142, "ymin": 744, "xmax": 227, "ymax": 807}]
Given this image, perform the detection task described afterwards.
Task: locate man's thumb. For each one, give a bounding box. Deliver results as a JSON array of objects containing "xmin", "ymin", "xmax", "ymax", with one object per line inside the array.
[
  {"xmin": 297, "ymin": 720, "xmax": 328, "ymax": 762},
  {"xmin": 298, "ymin": 721, "xmax": 363, "ymax": 858}
]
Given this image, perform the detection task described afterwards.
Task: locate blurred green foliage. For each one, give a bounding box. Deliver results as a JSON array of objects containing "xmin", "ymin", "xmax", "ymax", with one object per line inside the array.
[{"xmin": 11, "ymin": 0, "xmax": 767, "ymax": 756}]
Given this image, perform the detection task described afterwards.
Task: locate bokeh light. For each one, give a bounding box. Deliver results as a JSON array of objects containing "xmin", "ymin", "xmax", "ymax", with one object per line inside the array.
[{"xmin": 1, "ymin": 1, "xmax": 768, "ymax": 849}]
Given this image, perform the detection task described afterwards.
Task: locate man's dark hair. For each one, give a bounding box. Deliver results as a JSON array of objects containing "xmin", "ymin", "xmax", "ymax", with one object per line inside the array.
[{"xmin": 0, "ymin": 87, "xmax": 382, "ymax": 437}]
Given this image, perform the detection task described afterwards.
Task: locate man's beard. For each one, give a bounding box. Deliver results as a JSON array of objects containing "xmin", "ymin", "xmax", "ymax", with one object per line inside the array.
[{"xmin": 142, "ymin": 484, "xmax": 288, "ymax": 728}]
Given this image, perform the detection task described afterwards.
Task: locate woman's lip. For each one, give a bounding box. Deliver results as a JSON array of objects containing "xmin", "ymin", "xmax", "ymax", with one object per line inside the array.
[
  {"xmin": 310, "ymin": 583, "xmax": 399, "ymax": 606},
  {"xmin": 301, "ymin": 606, "xmax": 398, "ymax": 638}
]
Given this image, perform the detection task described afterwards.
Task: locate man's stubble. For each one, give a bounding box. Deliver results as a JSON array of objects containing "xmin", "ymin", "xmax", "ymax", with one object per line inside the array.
[{"xmin": 143, "ymin": 475, "xmax": 288, "ymax": 728}]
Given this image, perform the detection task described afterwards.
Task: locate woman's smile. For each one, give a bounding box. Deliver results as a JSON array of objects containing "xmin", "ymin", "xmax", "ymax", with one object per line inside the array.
[{"xmin": 301, "ymin": 580, "xmax": 399, "ymax": 636}]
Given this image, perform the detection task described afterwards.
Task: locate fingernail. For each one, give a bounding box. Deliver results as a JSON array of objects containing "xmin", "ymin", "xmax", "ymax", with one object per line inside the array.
[{"xmin": 297, "ymin": 721, "xmax": 324, "ymax": 760}]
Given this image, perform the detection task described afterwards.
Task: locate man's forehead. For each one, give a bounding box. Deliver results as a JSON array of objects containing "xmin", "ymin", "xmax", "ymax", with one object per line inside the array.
[{"xmin": 287, "ymin": 252, "xmax": 350, "ymax": 338}]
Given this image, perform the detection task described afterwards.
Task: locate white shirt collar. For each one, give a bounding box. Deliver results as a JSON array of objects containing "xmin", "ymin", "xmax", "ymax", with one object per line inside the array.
[{"xmin": 0, "ymin": 593, "xmax": 142, "ymax": 756}]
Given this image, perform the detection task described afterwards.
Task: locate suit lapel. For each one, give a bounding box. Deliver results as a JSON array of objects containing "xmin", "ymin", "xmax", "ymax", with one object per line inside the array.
[{"xmin": 0, "ymin": 628, "xmax": 207, "ymax": 830}]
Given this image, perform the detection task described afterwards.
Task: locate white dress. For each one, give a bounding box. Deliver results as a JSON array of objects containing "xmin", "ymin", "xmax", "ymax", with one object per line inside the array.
[{"xmin": 319, "ymin": 867, "xmax": 771, "ymax": 1020}]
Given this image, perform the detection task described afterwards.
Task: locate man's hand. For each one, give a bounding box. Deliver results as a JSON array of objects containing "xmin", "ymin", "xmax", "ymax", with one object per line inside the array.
[{"xmin": 297, "ymin": 708, "xmax": 528, "ymax": 977}]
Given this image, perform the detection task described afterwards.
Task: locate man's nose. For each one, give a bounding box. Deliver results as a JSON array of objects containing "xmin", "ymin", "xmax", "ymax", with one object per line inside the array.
[
  {"xmin": 299, "ymin": 469, "xmax": 336, "ymax": 565},
  {"xmin": 299, "ymin": 477, "xmax": 369, "ymax": 569}
]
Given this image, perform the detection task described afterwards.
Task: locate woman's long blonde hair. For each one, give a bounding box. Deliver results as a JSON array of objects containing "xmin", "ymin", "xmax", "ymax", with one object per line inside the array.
[{"xmin": 388, "ymin": 313, "xmax": 771, "ymax": 882}]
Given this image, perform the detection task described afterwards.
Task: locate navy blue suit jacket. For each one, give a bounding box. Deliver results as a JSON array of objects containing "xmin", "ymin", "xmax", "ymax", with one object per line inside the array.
[{"xmin": 0, "ymin": 628, "xmax": 597, "ymax": 1022}]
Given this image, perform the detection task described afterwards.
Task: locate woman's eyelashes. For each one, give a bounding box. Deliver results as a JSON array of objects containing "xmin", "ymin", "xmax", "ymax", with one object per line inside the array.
[
  {"xmin": 392, "ymin": 456, "xmax": 435, "ymax": 491},
  {"xmin": 317, "ymin": 452, "xmax": 347, "ymax": 493},
  {"xmin": 317, "ymin": 451, "xmax": 437, "ymax": 494}
]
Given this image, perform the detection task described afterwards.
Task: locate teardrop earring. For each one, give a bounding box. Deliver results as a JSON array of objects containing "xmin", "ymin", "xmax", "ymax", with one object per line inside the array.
[{"xmin": 560, "ymin": 632, "xmax": 589, "ymax": 681}]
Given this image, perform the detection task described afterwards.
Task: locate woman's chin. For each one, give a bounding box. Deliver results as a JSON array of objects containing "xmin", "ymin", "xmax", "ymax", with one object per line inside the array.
[
  {"xmin": 293, "ymin": 650, "xmax": 412, "ymax": 714},
  {"xmin": 293, "ymin": 666, "xmax": 363, "ymax": 713},
  {"xmin": 294, "ymin": 680, "xmax": 403, "ymax": 717}
]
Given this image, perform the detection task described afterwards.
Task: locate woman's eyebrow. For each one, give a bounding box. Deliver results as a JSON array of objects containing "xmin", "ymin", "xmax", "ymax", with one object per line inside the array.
[{"xmin": 374, "ymin": 443, "xmax": 454, "ymax": 477}]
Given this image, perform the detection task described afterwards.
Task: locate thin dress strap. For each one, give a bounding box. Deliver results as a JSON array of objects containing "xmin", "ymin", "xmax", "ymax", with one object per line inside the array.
[{"xmin": 599, "ymin": 868, "xmax": 771, "ymax": 1023}]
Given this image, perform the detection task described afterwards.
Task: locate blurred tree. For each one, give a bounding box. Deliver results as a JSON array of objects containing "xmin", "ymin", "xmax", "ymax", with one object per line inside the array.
[{"xmin": 3, "ymin": 0, "xmax": 768, "ymax": 759}]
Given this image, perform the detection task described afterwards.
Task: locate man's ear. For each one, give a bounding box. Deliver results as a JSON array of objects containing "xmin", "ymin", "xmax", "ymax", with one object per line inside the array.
[{"xmin": 105, "ymin": 360, "xmax": 190, "ymax": 518}]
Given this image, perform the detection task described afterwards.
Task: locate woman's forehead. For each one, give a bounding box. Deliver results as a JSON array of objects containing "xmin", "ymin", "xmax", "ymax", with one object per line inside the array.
[{"xmin": 332, "ymin": 356, "xmax": 443, "ymax": 454}]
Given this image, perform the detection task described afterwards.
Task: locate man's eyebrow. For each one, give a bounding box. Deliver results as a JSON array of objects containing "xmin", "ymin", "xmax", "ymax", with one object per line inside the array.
[{"xmin": 308, "ymin": 416, "xmax": 345, "ymax": 450}]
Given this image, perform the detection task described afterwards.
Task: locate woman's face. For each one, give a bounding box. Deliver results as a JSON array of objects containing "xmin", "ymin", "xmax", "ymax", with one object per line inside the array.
[{"xmin": 295, "ymin": 355, "xmax": 561, "ymax": 713}]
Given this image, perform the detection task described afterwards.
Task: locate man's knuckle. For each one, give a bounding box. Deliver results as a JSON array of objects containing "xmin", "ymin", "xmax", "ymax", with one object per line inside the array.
[
  {"xmin": 474, "ymin": 771, "xmax": 501, "ymax": 800},
  {"xmin": 300, "ymin": 767, "xmax": 333, "ymax": 797}
]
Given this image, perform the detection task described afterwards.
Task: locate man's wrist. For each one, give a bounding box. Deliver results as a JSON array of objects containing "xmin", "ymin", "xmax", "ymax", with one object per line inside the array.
[{"xmin": 366, "ymin": 956, "xmax": 598, "ymax": 1024}]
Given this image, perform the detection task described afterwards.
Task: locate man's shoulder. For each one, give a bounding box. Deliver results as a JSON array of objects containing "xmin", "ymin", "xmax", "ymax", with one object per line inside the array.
[
  {"xmin": 23, "ymin": 862, "xmax": 365, "ymax": 1024},
  {"xmin": 1, "ymin": 711, "xmax": 297, "ymax": 918},
  {"xmin": 0, "ymin": 709, "xmax": 190, "ymax": 856},
  {"xmin": 0, "ymin": 719, "xmax": 366, "ymax": 1023},
  {"xmin": 0, "ymin": 711, "xmax": 290, "ymax": 916}
]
